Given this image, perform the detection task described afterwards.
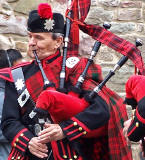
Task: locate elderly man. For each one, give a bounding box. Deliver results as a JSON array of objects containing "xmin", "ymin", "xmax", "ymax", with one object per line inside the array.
[{"xmin": 1, "ymin": 3, "xmax": 111, "ymax": 160}]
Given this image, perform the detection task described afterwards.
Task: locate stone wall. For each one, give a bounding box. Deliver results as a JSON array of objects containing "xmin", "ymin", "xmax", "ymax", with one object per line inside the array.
[{"xmin": 1, "ymin": 0, "xmax": 145, "ymax": 159}]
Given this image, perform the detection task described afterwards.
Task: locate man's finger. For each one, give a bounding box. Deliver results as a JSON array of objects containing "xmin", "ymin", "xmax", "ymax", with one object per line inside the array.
[
  {"xmin": 30, "ymin": 148, "xmax": 48, "ymax": 158},
  {"xmin": 124, "ymin": 119, "xmax": 132, "ymax": 127}
]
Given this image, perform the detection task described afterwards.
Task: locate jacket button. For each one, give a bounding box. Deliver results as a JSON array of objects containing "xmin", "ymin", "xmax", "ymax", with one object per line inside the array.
[
  {"xmin": 73, "ymin": 122, "xmax": 77, "ymax": 126},
  {"xmin": 17, "ymin": 156, "xmax": 21, "ymax": 160},
  {"xmin": 78, "ymin": 127, "xmax": 83, "ymax": 131},
  {"xmin": 83, "ymin": 131, "xmax": 87, "ymax": 135},
  {"xmin": 74, "ymin": 155, "xmax": 77, "ymax": 159},
  {"xmin": 20, "ymin": 133, "xmax": 24, "ymax": 137},
  {"xmin": 11, "ymin": 157, "xmax": 15, "ymax": 160},
  {"xmin": 16, "ymin": 138, "xmax": 19, "ymax": 142},
  {"xmin": 13, "ymin": 143, "xmax": 17, "ymax": 147},
  {"xmin": 69, "ymin": 159, "xmax": 73, "ymax": 160},
  {"xmin": 136, "ymin": 122, "xmax": 139, "ymax": 127},
  {"xmin": 63, "ymin": 155, "xmax": 67, "ymax": 159}
]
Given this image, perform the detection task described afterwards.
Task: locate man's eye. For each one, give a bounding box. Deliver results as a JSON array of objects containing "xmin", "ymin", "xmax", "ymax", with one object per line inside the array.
[{"xmin": 36, "ymin": 36, "xmax": 43, "ymax": 40}]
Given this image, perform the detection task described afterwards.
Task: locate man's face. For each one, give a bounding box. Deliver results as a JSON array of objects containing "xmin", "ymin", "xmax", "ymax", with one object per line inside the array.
[{"xmin": 28, "ymin": 32, "xmax": 62, "ymax": 60}]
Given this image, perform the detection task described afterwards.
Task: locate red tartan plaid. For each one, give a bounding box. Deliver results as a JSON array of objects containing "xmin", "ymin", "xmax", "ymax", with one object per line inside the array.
[
  {"xmin": 102, "ymin": 87, "xmax": 133, "ymax": 160},
  {"xmin": 68, "ymin": 58, "xmax": 133, "ymax": 160},
  {"xmin": 78, "ymin": 22, "xmax": 145, "ymax": 75},
  {"xmin": 92, "ymin": 136, "xmax": 109, "ymax": 160},
  {"xmin": 66, "ymin": 0, "xmax": 91, "ymax": 56},
  {"xmin": 71, "ymin": 0, "xmax": 91, "ymax": 22}
]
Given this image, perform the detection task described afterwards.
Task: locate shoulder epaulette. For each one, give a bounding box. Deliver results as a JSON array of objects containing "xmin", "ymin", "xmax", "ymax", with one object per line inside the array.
[
  {"xmin": 0, "ymin": 61, "xmax": 33, "ymax": 82},
  {"xmin": 12, "ymin": 61, "xmax": 32, "ymax": 69},
  {"xmin": 0, "ymin": 68, "xmax": 13, "ymax": 82}
]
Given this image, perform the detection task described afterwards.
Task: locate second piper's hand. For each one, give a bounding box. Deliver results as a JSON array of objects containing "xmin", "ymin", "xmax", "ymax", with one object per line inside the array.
[
  {"xmin": 140, "ymin": 138, "xmax": 145, "ymax": 157},
  {"xmin": 123, "ymin": 119, "xmax": 132, "ymax": 146},
  {"xmin": 38, "ymin": 123, "xmax": 65, "ymax": 143},
  {"xmin": 28, "ymin": 137, "xmax": 48, "ymax": 158}
]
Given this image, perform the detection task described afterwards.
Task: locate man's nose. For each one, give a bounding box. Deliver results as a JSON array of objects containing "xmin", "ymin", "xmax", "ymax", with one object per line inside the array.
[{"xmin": 29, "ymin": 37, "xmax": 36, "ymax": 46}]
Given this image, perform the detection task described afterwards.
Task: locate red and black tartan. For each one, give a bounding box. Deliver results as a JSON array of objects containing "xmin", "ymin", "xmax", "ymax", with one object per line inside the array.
[
  {"xmin": 67, "ymin": 0, "xmax": 145, "ymax": 75},
  {"xmin": 77, "ymin": 22, "xmax": 145, "ymax": 75},
  {"xmin": 67, "ymin": 0, "xmax": 91, "ymax": 56},
  {"xmin": 69, "ymin": 58, "xmax": 133, "ymax": 160},
  {"xmin": 104, "ymin": 87, "xmax": 132, "ymax": 160}
]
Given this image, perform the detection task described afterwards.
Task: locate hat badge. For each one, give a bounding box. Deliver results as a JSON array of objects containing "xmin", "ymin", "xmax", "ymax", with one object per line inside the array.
[{"xmin": 44, "ymin": 18, "xmax": 55, "ymax": 31}]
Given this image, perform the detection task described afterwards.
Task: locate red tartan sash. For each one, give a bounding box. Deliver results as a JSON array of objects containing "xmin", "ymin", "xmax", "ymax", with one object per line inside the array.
[{"xmin": 77, "ymin": 22, "xmax": 145, "ymax": 75}]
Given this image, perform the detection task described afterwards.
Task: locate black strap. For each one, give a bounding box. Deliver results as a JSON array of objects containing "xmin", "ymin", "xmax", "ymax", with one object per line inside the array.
[
  {"xmin": 12, "ymin": 67, "xmax": 30, "ymax": 108},
  {"xmin": 0, "ymin": 79, "xmax": 9, "ymax": 142},
  {"xmin": 0, "ymin": 79, "xmax": 5, "ymax": 117}
]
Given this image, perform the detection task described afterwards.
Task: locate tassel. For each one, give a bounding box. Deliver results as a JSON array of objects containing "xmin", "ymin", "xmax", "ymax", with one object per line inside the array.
[{"xmin": 134, "ymin": 66, "xmax": 137, "ymax": 75}]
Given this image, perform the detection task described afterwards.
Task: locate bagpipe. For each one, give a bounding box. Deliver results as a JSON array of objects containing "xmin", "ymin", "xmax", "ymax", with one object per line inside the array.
[
  {"xmin": 28, "ymin": 0, "xmax": 144, "ymax": 139},
  {"xmin": 29, "ymin": 38, "xmax": 142, "ymax": 137}
]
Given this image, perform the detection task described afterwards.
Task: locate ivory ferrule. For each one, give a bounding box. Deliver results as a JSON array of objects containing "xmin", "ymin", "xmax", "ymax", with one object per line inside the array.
[
  {"xmin": 60, "ymin": 72, "xmax": 65, "ymax": 78},
  {"xmin": 78, "ymin": 76, "xmax": 84, "ymax": 83}
]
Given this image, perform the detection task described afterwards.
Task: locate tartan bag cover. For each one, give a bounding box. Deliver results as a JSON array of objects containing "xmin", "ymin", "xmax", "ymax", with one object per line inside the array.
[{"xmin": 68, "ymin": 58, "xmax": 133, "ymax": 160}]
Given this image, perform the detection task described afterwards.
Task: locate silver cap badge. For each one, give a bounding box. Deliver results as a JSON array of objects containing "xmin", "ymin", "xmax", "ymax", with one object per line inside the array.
[{"xmin": 44, "ymin": 19, "xmax": 55, "ymax": 31}]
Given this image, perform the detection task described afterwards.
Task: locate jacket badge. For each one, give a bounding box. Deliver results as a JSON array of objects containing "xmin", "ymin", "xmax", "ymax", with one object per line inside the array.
[
  {"xmin": 15, "ymin": 78, "xmax": 24, "ymax": 91},
  {"xmin": 66, "ymin": 57, "xmax": 80, "ymax": 68}
]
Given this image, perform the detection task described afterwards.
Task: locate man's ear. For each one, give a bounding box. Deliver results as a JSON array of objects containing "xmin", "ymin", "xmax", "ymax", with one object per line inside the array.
[{"xmin": 55, "ymin": 36, "xmax": 63, "ymax": 48}]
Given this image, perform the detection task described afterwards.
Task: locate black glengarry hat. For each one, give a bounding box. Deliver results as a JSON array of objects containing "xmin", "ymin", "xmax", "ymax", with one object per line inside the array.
[{"xmin": 27, "ymin": 3, "xmax": 64, "ymax": 34}]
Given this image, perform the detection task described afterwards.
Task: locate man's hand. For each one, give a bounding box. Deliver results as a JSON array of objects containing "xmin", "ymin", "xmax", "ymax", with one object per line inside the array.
[
  {"xmin": 28, "ymin": 137, "xmax": 48, "ymax": 158},
  {"xmin": 140, "ymin": 138, "xmax": 145, "ymax": 157},
  {"xmin": 38, "ymin": 123, "xmax": 65, "ymax": 143},
  {"xmin": 123, "ymin": 119, "xmax": 132, "ymax": 146}
]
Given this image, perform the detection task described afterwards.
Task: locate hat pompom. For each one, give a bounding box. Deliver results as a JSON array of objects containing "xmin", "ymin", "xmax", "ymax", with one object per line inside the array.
[{"xmin": 38, "ymin": 3, "xmax": 53, "ymax": 19}]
